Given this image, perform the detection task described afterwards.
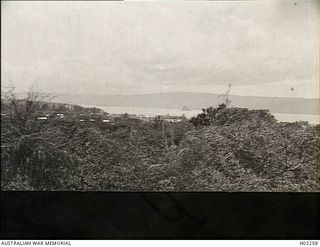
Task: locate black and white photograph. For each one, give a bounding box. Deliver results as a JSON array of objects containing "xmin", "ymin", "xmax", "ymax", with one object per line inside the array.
[{"xmin": 1, "ymin": 0, "xmax": 319, "ymax": 192}]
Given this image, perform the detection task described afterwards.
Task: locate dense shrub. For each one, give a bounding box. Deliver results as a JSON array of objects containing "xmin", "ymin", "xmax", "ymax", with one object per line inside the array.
[
  {"xmin": 168, "ymin": 110, "xmax": 319, "ymax": 191},
  {"xmin": 1, "ymin": 100, "xmax": 319, "ymax": 191}
]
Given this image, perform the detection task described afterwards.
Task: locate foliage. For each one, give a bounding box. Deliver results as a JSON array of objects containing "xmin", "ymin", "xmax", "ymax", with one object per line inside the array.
[
  {"xmin": 1, "ymin": 88, "xmax": 319, "ymax": 192},
  {"xmin": 169, "ymin": 112, "xmax": 319, "ymax": 191},
  {"xmin": 1, "ymin": 89, "xmax": 79, "ymax": 190}
]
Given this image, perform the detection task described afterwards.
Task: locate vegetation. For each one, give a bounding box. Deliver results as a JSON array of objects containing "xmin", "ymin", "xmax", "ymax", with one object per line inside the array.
[{"xmin": 1, "ymin": 88, "xmax": 319, "ymax": 191}]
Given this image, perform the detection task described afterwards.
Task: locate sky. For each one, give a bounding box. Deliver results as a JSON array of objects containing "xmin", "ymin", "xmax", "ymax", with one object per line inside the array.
[{"xmin": 1, "ymin": 0, "xmax": 319, "ymax": 98}]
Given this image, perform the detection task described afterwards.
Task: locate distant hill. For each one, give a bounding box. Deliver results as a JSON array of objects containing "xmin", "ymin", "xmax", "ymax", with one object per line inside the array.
[{"xmin": 19, "ymin": 92, "xmax": 320, "ymax": 115}]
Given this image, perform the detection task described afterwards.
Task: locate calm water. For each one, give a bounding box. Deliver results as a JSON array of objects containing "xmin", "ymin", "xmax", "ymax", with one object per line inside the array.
[{"xmin": 81, "ymin": 104, "xmax": 320, "ymax": 125}]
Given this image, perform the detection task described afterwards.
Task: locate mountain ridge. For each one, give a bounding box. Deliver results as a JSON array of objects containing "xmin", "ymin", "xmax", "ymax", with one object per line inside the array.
[{"xmin": 17, "ymin": 92, "xmax": 320, "ymax": 115}]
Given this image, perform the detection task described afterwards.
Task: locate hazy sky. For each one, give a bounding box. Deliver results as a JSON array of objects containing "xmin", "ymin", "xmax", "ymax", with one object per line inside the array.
[{"xmin": 1, "ymin": 0, "xmax": 319, "ymax": 98}]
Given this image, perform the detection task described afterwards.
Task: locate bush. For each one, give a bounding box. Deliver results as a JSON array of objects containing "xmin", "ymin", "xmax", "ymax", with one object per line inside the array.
[{"xmin": 169, "ymin": 109, "xmax": 319, "ymax": 191}]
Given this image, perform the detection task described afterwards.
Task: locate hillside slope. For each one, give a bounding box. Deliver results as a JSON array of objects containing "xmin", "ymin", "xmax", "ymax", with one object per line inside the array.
[{"xmin": 49, "ymin": 92, "xmax": 320, "ymax": 115}]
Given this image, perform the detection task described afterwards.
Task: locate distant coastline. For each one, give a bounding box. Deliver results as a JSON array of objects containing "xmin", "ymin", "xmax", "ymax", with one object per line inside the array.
[
  {"xmin": 79, "ymin": 104, "xmax": 320, "ymax": 125},
  {"xmin": 16, "ymin": 91, "xmax": 320, "ymax": 115}
]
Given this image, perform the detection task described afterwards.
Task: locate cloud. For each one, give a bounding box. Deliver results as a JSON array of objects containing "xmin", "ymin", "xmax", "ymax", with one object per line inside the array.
[{"xmin": 1, "ymin": 1, "xmax": 318, "ymax": 97}]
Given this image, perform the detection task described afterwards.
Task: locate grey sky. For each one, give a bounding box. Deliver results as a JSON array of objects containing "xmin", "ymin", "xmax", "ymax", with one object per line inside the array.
[{"xmin": 1, "ymin": 0, "xmax": 319, "ymax": 98}]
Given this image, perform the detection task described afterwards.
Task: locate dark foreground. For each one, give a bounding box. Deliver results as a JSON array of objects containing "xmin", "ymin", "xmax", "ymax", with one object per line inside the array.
[{"xmin": 1, "ymin": 192, "xmax": 319, "ymax": 239}]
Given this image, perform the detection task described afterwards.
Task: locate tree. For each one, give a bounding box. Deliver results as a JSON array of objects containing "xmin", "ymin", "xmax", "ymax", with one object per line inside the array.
[
  {"xmin": 1, "ymin": 86, "xmax": 78, "ymax": 190},
  {"xmin": 218, "ymin": 83, "xmax": 232, "ymax": 108},
  {"xmin": 190, "ymin": 84, "xmax": 232, "ymax": 127}
]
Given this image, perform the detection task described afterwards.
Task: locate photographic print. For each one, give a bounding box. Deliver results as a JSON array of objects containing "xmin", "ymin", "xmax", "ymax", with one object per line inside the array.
[{"xmin": 1, "ymin": 0, "xmax": 319, "ymax": 192}]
